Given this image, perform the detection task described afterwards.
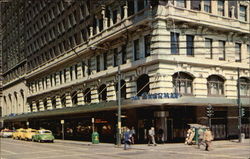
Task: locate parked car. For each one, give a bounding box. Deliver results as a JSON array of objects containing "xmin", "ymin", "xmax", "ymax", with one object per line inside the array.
[
  {"xmin": 0, "ymin": 129, "xmax": 13, "ymax": 138},
  {"xmin": 22, "ymin": 128, "xmax": 37, "ymax": 141},
  {"xmin": 32, "ymin": 129, "xmax": 55, "ymax": 143},
  {"xmin": 12, "ymin": 128, "xmax": 26, "ymax": 140}
]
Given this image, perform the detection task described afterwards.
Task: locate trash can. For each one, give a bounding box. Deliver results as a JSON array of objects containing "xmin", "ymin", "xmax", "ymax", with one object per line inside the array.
[
  {"xmin": 92, "ymin": 132, "xmax": 99, "ymax": 144},
  {"xmin": 240, "ymin": 133, "xmax": 245, "ymax": 143}
]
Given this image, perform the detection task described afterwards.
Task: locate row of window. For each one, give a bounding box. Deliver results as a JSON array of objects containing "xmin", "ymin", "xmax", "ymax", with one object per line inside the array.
[
  {"xmin": 170, "ymin": 32, "xmax": 250, "ymax": 61},
  {"xmin": 28, "ymin": 73, "xmax": 250, "ymax": 112},
  {"xmin": 174, "ymin": 0, "xmax": 248, "ymax": 21}
]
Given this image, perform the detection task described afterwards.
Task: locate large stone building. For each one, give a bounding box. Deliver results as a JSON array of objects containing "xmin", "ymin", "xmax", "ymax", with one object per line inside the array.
[{"xmin": 1, "ymin": 0, "xmax": 250, "ymax": 143}]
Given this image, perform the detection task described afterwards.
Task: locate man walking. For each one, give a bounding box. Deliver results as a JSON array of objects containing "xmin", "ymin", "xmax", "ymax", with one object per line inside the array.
[
  {"xmin": 148, "ymin": 127, "xmax": 157, "ymax": 146},
  {"xmin": 204, "ymin": 128, "xmax": 213, "ymax": 151},
  {"xmin": 197, "ymin": 128, "xmax": 204, "ymax": 149},
  {"xmin": 124, "ymin": 128, "xmax": 131, "ymax": 150}
]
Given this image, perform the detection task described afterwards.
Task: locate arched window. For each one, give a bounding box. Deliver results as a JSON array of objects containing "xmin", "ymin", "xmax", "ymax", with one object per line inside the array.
[
  {"xmin": 137, "ymin": 74, "xmax": 150, "ymax": 96},
  {"xmin": 98, "ymin": 84, "xmax": 107, "ymax": 101},
  {"xmin": 173, "ymin": 72, "xmax": 193, "ymax": 95},
  {"xmin": 239, "ymin": 77, "xmax": 250, "ymax": 97},
  {"xmin": 84, "ymin": 88, "xmax": 91, "ymax": 103},
  {"xmin": 61, "ymin": 94, "xmax": 66, "ymax": 107},
  {"xmin": 51, "ymin": 97, "xmax": 56, "ymax": 109},
  {"xmin": 71, "ymin": 91, "xmax": 78, "ymax": 106},
  {"xmin": 207, "ymin": 75, "xmax": 225, "ymax": 95},
  {"xmin": 43, "ymin": 99, "xmax": 47, "ymax": 110},
  {"xmin": 36, "ymin": 101, "xmax": 40, "ymax": 111},
  {"xmin": 115, "ymin": 80, "xmax": 126, "ymax": 99}
]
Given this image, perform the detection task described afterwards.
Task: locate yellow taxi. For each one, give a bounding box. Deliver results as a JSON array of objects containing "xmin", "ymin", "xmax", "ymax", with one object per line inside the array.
[
  {"xmin": 12, "ymin": 128, "xmax": 26, "ymax": 140},
  {"xmin": 22, "ymin": 128, "xmax": 37, "ymax": 141}
]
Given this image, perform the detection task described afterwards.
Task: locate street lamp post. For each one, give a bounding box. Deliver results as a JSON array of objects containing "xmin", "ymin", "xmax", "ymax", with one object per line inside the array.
[
  {"xmin": 237, "ymin": 67, "xmax": 242, "ymax": 142},
  {"xmin": 117, "ymin": 65, "xmax": 121, "ymax": 146}
]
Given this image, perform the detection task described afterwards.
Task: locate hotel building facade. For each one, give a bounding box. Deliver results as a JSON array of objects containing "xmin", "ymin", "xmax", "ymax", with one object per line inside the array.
[{"xmin": 1, "ymin": 0, "xmax": 250, "ymax": 143}]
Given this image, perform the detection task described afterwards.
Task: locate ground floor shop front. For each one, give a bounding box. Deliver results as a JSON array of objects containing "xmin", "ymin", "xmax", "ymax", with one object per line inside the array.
[{"xmin": 3, "ymin": 105, "xmax": 250, "ymax": 143}]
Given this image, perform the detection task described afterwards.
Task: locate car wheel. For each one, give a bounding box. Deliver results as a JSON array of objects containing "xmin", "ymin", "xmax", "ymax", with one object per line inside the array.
[
  {"xmin": 51, "ymin": 140, "xmax": 54, "ymax": 143},
  {"xmin": 38, "ymin": 139, "xmax": 42, "ymax": 143}
]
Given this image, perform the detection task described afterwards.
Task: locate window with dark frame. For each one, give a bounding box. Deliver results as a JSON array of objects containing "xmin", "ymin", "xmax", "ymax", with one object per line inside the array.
[
  {"xmin": 113, "ymin": 48, "xmax": 118, "ymax": 67},
  {"xmin": 204, "ymin": 0, "xmax": 211, "ymax": 13},
  {"xmin": 144, "ymin": 35, "xmax": 151, "ymax": 57},
  {"xmin": 218, "ymin": 0, "xmax": 225, "ymax": 16},
  {"xmin": 171, "ymin": 32, "xmax": 179, "ymax": 54},
  {"xmin": 176, "ymin": 0, "xmax": 186, "ymax": 8},
  {"xmin": 235, "ymin": 43, "xmax": 241, "ymax": 62},
  {"xmin": 96, "ymin": 55, "xmax": 100, "ymax": 72},
  {"xmin": 191, "ymin": 0, "xmax": 201, "ymax": 11},
  {"xmin": 137, "ymin": 0, "xmax": 145, "ymax": 11},
  {"xmin": 239, "ymin": 5, "xmax": 247, "ymax": 21},
  {"xmin": 186, "ymin": 35, "xmax": 194, "ymax": 56},
  {"xmin": 239, "ymin": 77, "xmax": 250, "ymax": 97},
  {"xmin": 173, "ymin": 72, "xmax": 193, "ymax": 95},
  {"xmin": 122, "ymin": 45, "xmax": 127, "ymax": 64},
  {"xmin": 205, "ymin": 38, "xmax": 213, "ymax": 59},
  {"xmin": 134, "ymin": 39, "xmax": 140, "ymax": 60},
  {"xmin": 218, "ymin": 40, "xmax": 226, "ymax": 60},
  {"xmin": 75, "ymin": 64, "xmax": 78, "ymax": 79},
  {"xmin": 103, "ymin": 52, "xmax": 107, "ymax": 70},
  {"xmin": 207, "ymin": 75, "xmax": 224, "ymax": 96}
]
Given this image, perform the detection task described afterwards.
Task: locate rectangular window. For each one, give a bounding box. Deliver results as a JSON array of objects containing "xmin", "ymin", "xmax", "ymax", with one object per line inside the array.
[
  {"xmin": 70, "ymin": 66, "xmax": 73, "ymax": 80},
  {"xmin": 75, "ymin": 64, "xmax": 78, "ymax": 79},
  {"xmin": 103, "ymin": 52, "xmax": 107, "ymax": 70},
  {"xmin": 191, "ymin": 0, "xmax": 201, "ymax": 11},
  {"xmin": 171, "ymin": 32, "xmax": 179, "ymax": 54},
  {"xmin": 64, "ymin": 69, "xmax": 67, "ymax": 83},
  {"xmin": 82, "ymin": 62, "xmax": 85, "ymax": 77},
  {"xmin": 235, "ymin": 43, "xmax": 241, "ymax": 62},
  {"xmin": 87, "ymin": 59, "xmax": 91, "ymax": 75},
  {"xmin": 137, "ymin": 0, "xmax": 145, "ymax": 11},
  {"xmin": 239, "ymin": 5, "xmax": 247, "ymax": 21},
  {"xmin": 217, "ymin": 0, "xmax": 225, "ymax": 16},
  {"xmin": 134, "ymin": 39, "xmax": 140, "ymax": 60},
  {"xmin": 204, "ymin": 0, "xmax": 211, "ymax": 13},
  {"xmin": 112, "ymin": 10, "xmax": 117, "ymax": 24},
  {"xmin": 205, "ymin": 38, "xmax": 213, "ymax": 59},
  {"xmin": 96, "ymin": 55, "xmax": 100, "ymax": 72},
  {"xmin": 144, "ymin": 35, "xmax": 151, "ymax": 57},
  {"xmin": 218, "ymin": 41, "xmax": 226, "ymax": 60},
  {"xmin": 122, "ymin": 45, "xmax": 127, "ymax": 64},
  {"xmin": 228, "ymin": 1, "xmax": 237, "ymax": 18},
  {"xmin": 128, "ymin": 0, "xmax": 134, "ymax": 16},
  {"xmin": 186, "ymin": 35, "xmax": 194, "ymax": 56},
  {"xmin": 176, "ymin": 0, "xmax": 186, "ymax": 8},
  {"xmin": 113, "ymin": 48, "xmax": 118, "ymax": 67}
]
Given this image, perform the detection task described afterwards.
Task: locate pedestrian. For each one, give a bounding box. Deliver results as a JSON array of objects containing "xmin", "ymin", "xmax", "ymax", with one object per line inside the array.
[
  {"xmin": 204, "ymin": 128, "xmax": 213, "ymax": 151},
  {"xmin": 124, "ymin": 128, "xmax": 131, "ymax": 150},
  {"xmin": 185, "ymin": 128, "xmax": 195, "ymax": 145},
  {"xmin": 148, "ymin": 127, "xmax": 157, "ymax": 146},
  {"xmin": 197, "ymin": 128, "xmax": 204, "ymax": 149},
  {"xmin": 129, "ymin": 127, "xmax": 136, "ymax": 144},
  {"xmin": 158, "ymin": 128, "xmax": 164, "ymax": 143}
]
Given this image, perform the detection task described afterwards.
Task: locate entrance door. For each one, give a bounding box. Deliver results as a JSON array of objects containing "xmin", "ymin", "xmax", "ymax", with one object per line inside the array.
[{"xmin": 167, "ymin": 119, "xmax": 173, "ymax": 141}]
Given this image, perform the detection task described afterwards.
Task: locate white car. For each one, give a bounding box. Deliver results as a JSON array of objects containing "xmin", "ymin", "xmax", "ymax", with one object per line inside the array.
[{"xmin": 0, "ymin": 129, "xmax": 13, "ymax": 138}]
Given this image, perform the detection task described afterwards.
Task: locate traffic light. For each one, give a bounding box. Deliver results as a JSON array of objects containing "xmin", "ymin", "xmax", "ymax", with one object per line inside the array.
[
  {"xmin": 241, "ymin": 108, "xmax": 245, "ymax": 117},
  {"xmin": 206, "ymin": 105, "xmax": 214, "ymax": 117}
]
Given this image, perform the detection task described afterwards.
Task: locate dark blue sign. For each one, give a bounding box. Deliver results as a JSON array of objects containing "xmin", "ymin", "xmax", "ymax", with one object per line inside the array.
[{"xmin": 131, "ymin": 93, "xmax": 182, "ymax": 100}]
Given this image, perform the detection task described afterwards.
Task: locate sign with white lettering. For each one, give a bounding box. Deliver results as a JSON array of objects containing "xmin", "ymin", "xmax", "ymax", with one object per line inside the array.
[{"xmin": 131, "ymin": 92, "xmax": 182, "ymax": 100}]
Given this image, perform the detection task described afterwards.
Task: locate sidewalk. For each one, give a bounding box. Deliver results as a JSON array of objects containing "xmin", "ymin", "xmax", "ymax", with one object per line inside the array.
[{"xmin": 54, "ymin": 138, "xmax": 250, "ymax": 150}]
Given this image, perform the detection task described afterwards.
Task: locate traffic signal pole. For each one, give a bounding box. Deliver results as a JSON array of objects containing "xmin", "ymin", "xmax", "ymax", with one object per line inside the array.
[{"xmin": 237, "ymin": 67, "xmax": 242, "ymax": 143}]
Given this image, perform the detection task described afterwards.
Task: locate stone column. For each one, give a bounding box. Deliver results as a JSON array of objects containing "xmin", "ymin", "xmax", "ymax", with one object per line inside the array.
[
  {"xmin": 77, "ymin": 90, "xmax": 85, "ymax": 105},
  {"xmin": 61, "ymin": 71, "xmax": 65, "ymax": 84},
  {"xmin": 77, "ymin": 63, "xmax": 83, "ymax": 78},
  {"xmin": 66, "ymin": 92, "xmax": 73, "ymax": 107},
  {"xmin": 107, "ymin": 83, "xmax": 116, "ymax": 101},
  {"xmin": 179, "ymin": 33, "xmax": 186, "ymax": 55},
  {"xmin": 200, "ymin": 0, "xmax": 204, "ymax": 12},
  {"xmin": 32, "ymin": 101, "xmax": 37, "ymax": 112},
  {"xmin": 96, "ymin": 16, "xmax": 99, "ymax": 34},
  {"xmin": 39, "ymin": 99, "xmax": 45, "ymax": 111},
  {"xmin": 56, "ymin": 72, "xmax": 60, "ymax": 86},
  {"xmin": 186, "ymin": 0, "xmax": 191, "ymax": 10},
  {"xmin": 123, "ymin": 5, "xmax": 128, "ymax": 19},
  {"xmin": 38, "ymin": 80, "xmax": 43, "ymax": 90},
  {"xmin": 224, "ymin": 0, "xmax": 229, "ymax": 17},
  {"xmin": 91, "ymin": 87, "xmax": 99, "ymax": 103},
  {"xmin": 65, "ymin": 67, "xmax": 70, "ymax": 83},
  {"xmin": 109, "ymin": 7, "xmax": 114, "ymax": 26},
  {"xmin": 46, "ymin": 76, "xmax": 51, "ymax": 88},
  {"xmin": 72, "ymin": 66, "xmax": 76, "ymax": 80},
  {"xmin": 47, "ymin": 97, "xmax": 53, "ymax": 110},
  {"xmin": 43, "ymin": 78, "xmax": 47, "ymax": 90},
  {"xmin": 56, "ymin": 95, "xmax": 62, "ymax": 109},
  {"xmin": 126, "ymin": 78, "xmax": 136, "ymax": 99},
  {"xmin": 117, "ymin": 6, "xmax": 121, "ymax": 22},
  {"xmin": 90, "ymin": 27, "xmax": 93, "ymax": 37},
  {"xmin": 51, "ymin": 74, "xmax": 55, "ymax": 87},
  {"xmin": 27, "ymin": 103, "xmax": 32, "ymax": 112},
  {"xmin": 211, "ymin": 0, "xmax": 217, "ymax": 15}
]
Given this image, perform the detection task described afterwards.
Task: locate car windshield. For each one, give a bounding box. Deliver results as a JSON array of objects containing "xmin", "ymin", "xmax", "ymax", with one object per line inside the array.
[
  {"xmin": 31, "ymin": 131, "xmax": 36, "ymax": 132},
  {"xmin": 40, "ymin": 131, "xmax": 51, "ymax": 134}
]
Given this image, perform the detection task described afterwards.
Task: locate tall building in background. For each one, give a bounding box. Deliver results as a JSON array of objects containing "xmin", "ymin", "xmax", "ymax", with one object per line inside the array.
[{"xmin": 1, "ymin": 0, "xmax": 250, "ymax": 143}]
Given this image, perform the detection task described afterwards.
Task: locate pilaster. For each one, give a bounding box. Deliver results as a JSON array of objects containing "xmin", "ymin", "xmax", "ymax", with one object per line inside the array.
[
  {"xmin": 66, "ymin": 92, "xmax": 73, "ymax": 107},
  {"xmin": 39, "ymin": 99, "xmax": 45, "ymax": 111},
  {"xmin": 77, "ymin": 90, "xmax": 85, "ymax": 105}
]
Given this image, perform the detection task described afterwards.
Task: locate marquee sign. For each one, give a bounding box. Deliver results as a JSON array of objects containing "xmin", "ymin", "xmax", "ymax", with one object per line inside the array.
[{"xmin": 131, "ymin": 92, "xmax": 182, "ymax": 100}]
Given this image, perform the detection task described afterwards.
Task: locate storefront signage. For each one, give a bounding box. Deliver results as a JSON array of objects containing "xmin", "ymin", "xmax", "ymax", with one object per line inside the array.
[{"xmin": 131, "ymin": 92, "xmax": 181, "ymax": 100}]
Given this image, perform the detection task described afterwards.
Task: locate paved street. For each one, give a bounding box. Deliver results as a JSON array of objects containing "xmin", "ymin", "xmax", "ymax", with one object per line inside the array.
[{"xmin": 0, "ymin": 138, "xmax": 250, "ymax": 159}]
